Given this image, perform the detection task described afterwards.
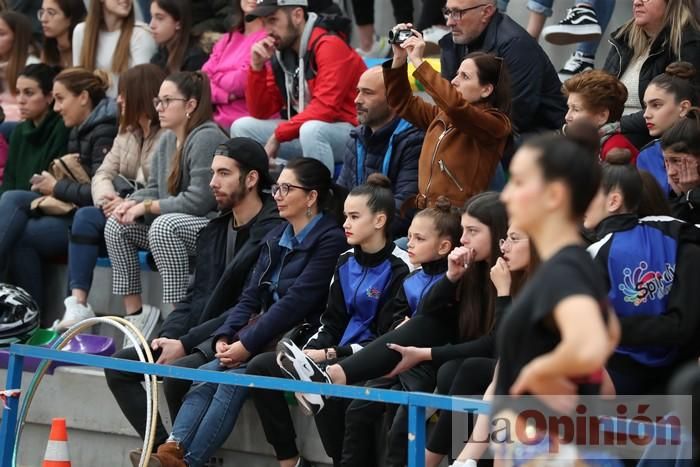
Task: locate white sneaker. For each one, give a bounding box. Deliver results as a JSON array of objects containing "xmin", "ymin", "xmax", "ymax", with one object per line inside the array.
[
  {"xmin": 123, "ymin": 305, "xmax": 160, "ymax": 348},
  {"xmin": 422, "ymin": 25, "xmax": 450, "ymax": 44},
  {"xmin": 355, "ymin": 36, "xmax": 391, "ymax": 58},
  {"xmin": 52, "ymin": 296, "xmax": 96, "ymax": 331}
]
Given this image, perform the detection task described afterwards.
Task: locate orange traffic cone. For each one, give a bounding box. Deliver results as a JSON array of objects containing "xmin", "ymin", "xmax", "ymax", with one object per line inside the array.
[{"xmin": 42, "ymin": 418, "xmax": 71, "ymax": 466}]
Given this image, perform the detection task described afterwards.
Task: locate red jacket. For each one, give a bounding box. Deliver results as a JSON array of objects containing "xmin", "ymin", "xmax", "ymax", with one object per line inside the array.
[{"xmin": 246, "ymin": 26, "xmax": 366, "ymax": 143}]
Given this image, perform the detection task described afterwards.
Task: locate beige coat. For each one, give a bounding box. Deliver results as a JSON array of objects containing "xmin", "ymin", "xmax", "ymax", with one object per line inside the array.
[{"xmin": 91, "ymin": 126, "xmax": 165, "ymax": 206}]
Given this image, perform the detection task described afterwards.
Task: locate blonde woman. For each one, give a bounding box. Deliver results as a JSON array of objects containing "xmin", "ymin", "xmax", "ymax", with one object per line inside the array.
[{"xmin": 603, "ymin": 0, "xmax": 700, "ymax": 148}]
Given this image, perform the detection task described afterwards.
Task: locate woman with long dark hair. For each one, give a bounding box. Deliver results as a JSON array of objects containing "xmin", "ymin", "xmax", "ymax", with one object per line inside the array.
[
  {"xmin": 39, "ymin": 0, "xmax": 86, "ymax": 68},
  {"xmin": 149, "ymin": 0, "xmax": 207, "ymax": 73},
  {"xmin": 104, "ymin": 71, "xmax": 226, "ymax": 341},
  {"xmin": 0, "ymin": 11, "xmax": 40, "ymax": 122}
]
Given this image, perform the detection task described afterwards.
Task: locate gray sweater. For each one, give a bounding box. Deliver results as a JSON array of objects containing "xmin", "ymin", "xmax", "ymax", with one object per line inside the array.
[{"xmin": 130, "ymin": 121, "xmax": 226, "ymax": 217}]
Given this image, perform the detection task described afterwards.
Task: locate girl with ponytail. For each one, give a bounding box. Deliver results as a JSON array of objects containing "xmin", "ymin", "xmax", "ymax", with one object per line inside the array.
[
  {"xmin": 585, "ymin": 154, "xmax": 700, "ymax": 395},
  {"xmin": 104, "ymin": 70, "xmax": 227, "ymax": 341},
  {"xmin": 637, "ymin": 62, "xmax": 699, "ymax": 195}
]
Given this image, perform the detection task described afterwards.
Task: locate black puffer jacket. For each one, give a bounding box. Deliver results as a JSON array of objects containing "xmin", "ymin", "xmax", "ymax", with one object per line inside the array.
[
  {"xmin": 439, "ymin": 11, "xmax": 566, "ymax": 134},
  {"xmin": 53, "ymin": 97, "xmax": 118, "ymax": 207},
  {"xmin": 604, "ymin": 23, "xmax": 700, "ymax": 149},
  {"xmin": 150, "ymin": 44, "xmax": 209, "ymax": 73}
]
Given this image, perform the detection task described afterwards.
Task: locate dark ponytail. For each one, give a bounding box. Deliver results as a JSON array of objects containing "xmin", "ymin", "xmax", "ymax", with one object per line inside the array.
[
  {"xmin": 348, "ymin": 173, "xmax": 395, "ymax": 238},
  {"xmin": 285, "ymin": 158, "xmax": 348, "ymax": 226}
]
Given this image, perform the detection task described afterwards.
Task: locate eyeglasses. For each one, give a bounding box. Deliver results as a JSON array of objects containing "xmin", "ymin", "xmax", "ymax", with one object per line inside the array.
[
  {"xmin": 37, "ymin": 8, "xmax": 61, "ymax": 19},
  {"xmin": 271, "ymin": 183, "xmax": 310, "ymax": 197},
  {"xmin": 442, "ymin": 4, "xmax": 487, "ymax": 20},
  {"xmin": 152, "ymin": 97, "xmax": 187, "ymax": 110},
  {"xmin": 499, "ymin": 235, "xmax": 528, "ymax": 251}
]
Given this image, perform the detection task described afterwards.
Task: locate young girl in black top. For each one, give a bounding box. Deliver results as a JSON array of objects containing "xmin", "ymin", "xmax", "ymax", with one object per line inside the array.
[
  {"xmin": 246, "ymin": 175, "xmax": 411, "ymax": 467},
  {"xmin": 493, "ymin": 134, "xmax": 618, "ymax": 460}
]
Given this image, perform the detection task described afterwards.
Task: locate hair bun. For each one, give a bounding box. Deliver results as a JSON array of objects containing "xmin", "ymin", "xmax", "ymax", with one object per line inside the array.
[
  {"xmin": 366, "ymin": 173, "xmax": 392, "ymax": 189},
  {"xmin": 665, "ymin": 62, "xmax": 697, "ymax": 81},
  {"xmin": 605, "ymin": 148, "xmax": 633, "ymax": 165},
  {"xmin": 92, "ymin": 69, "xmax": 112, "ymax": 92},
  {"xmin": 563, "ymin": 120, "xmax": 600, "ymax": 156},
  {"xmin": 434, "ymin": 196, "xmax": 453, "ymax": 213}
]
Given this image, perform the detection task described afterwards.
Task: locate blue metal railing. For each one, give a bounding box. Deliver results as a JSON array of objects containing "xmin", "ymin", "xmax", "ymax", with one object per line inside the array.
[{"xmin": 0, "ymin": 344, "xmax": 490, "ymax": 467}]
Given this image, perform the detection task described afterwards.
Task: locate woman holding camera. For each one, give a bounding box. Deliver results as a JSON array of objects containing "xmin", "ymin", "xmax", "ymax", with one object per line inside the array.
[{"xmin": 385, "ymin": 24, "xmax": 511, "ymax": 209}]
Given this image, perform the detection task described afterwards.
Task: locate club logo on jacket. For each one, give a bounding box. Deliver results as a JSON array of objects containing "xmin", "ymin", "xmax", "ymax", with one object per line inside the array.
[
  {"xmin": 365, "ymin": 287, "xmax": 381, "ymax": 299},
  {"xmin": 618, "ymin": 261, "xmax": 675, "ymax": 306}
]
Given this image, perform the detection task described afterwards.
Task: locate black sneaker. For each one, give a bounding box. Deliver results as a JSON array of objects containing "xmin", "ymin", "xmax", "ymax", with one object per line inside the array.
[
  {"xmin": 276, "ymin": 338, "xmax": 331, "ymax": 415},
  {"xmin": 558, "ymin": 51, "xmax": 595, "ymax": 82},
  {"xmin": 542, "ymin": 6, "xmax": 602, "ymax": 45}
]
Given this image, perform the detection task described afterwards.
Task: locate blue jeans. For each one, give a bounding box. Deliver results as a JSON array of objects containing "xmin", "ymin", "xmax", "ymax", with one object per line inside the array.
[
  {"xmin": 231, "ymin": 117, "xmax": 353, "ymax": 173},
  {"xmin": 68, "ymin": 206, "xmax": 107, "ymax": 292},
  {"xmin": 0, "ymin": 190, "xmax": 72, "ymax": 309},
  {"xmin": 169, "ymin": 359, "xmax": 250, "ymax": 467}
]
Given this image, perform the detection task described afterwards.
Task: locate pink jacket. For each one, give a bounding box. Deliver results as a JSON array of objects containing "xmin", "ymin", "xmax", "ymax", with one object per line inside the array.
[{"xmin": 202, "ymin": 29, "xmax": 270, "ymax": 130}]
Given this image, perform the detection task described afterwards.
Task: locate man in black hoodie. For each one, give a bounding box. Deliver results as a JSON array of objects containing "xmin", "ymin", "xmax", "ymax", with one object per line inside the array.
[{"xmin": 105, "ymin": 137, "xmax": 283, "ymax": 447}]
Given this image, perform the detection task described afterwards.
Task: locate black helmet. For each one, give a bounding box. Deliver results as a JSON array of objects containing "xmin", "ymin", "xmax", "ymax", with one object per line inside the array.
[{"xmin": 0, "ymin": 284, "xmax": 39, "ymax": 346}]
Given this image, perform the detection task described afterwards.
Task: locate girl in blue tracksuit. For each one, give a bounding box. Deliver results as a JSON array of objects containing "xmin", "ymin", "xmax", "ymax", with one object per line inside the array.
[
  {"xmin": 246, "ymin": 174, "xmax": 412, "ymax": 467},
  {"xmin": 585, "ymin": 155, "xmax": 700, "ymax": 394}
]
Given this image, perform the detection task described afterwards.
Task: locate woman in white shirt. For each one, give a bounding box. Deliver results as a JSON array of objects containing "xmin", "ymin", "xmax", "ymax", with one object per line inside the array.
[{"xmin": 72, "ymin": 0, "xmax": 156, "ymax": 97}]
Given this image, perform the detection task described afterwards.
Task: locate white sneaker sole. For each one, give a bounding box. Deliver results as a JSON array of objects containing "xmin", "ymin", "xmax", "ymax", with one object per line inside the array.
[
  {"xmin": 543, "ymin": 24, "xmax": 602, "ymax": 45},
  {"xmin": 276, "ymin": 340, "xmax": 326, "ymax": 415}
]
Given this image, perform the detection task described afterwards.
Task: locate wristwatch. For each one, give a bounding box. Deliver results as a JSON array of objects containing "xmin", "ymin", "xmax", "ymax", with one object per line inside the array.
[
  {"xmin": 144, "ymin": 199, "xmax": 153, "ymax": 215},
  {"xmin": 325, "ymin": 348, "xmax": 337, "ymax": 361}
]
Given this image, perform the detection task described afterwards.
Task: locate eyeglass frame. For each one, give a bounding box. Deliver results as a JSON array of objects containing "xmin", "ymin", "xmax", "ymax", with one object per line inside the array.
[
  {"xmin": 441, "ymin": 3, "xmax": 488, "ymax": 21},
  {"xmin": 499, "ymin": 235, "xmax": 528, "ymax": 251},
  {"xmin": 37, "ymin": 8, "xmax": 62, "ymax": 20},
  {"xmin": 271, "ymin": 182, "xmax": 311, "ymax": 197},
  {"xmin": 152, "ymin": 97, "xmax": 187, "ymax": 110}
]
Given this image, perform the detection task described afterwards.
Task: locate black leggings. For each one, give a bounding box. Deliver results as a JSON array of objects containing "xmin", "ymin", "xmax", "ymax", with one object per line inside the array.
[
  {"xmin": 247, "ymin": 351, "xmax": 348, "ymax": 464},
  {"xmin": 338, "ymin": 314, "xmax": 455, "ymax": 384},
  {"xmin": 341, "ymin": 363, "xmax": 437, "ymax": 467},
  {"xmin": 426, "ymin": 357, "xmax": 496, "ymax": 455},
  {"xmin": 351, "ymin": 0, "xmax": 413, "ymax": 26}
]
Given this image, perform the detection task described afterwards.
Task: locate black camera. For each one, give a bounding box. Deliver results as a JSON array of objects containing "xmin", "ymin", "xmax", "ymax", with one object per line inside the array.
[{"xmin": 388, "ymin": 29, "xmax": 413, "ymax": 45}]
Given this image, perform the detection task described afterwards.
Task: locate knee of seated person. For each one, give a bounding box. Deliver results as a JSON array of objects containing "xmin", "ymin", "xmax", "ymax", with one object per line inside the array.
[
  {"xmin": 298, "ymin": 120, "xmax": 325, "ymax": 143},
  {"xmin": 246, "ymin": 351, "xmax": 275, "ymax": 375},
  {"xmin": 72, "ymin": 207, "xmax": 104, "ymax": 231},
  {"xmin": 0, "ymin": 189, "xmax": 34, "ymax": 206},
  {"xmin": 148, "ymin": 214, "xmax": 178, "ymax": 240},
  {"xmin": 230, "ymin": 116, "xmax": 260, "ymax": 138}
]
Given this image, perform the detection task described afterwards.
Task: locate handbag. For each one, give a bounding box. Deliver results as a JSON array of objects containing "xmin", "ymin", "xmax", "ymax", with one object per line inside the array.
[
  {"xmin": 112, "ymin": 174, "xmax": 144, "ymax": 198},
  {"xmin": 30, "ymin": 154, "xmax": 90, "ymax": 216}
]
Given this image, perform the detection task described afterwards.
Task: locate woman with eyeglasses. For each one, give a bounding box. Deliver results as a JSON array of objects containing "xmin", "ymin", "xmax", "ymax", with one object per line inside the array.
[
  {"xmin": 104, "ymin": 71, "xmax": 226, "ymax": 342},
  {"xmin": 273, "ymin": 192, "xmax": 508, "ymax": 467},
  {"xmin": 38, "ymin": 0, "xmax": 86, "ymax": 68},
  {"xmin": 386, "ymin": 24, "xmax": 511, "ymax": 208},
  {"xmin": 137, "ymin": 157, "xmax": 347, "ymax": 467},
  {"xmin": 603, "ymin": 0, "xmax": 699, "ymax": 149},
  {"xmin": 52, "ymin": 63, "xmax": 167, "ymax": 331}
]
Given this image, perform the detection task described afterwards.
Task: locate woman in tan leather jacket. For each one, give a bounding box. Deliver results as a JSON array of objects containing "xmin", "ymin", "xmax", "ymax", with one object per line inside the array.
[{"xmin": 385, "ymin": 24, "xmax": 512, "ymax": 209}]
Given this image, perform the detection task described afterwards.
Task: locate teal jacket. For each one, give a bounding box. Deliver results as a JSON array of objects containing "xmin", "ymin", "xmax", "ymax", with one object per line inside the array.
[{"xmin": 0, "ymin": 110, "xmax": 70, "ymax": 195}]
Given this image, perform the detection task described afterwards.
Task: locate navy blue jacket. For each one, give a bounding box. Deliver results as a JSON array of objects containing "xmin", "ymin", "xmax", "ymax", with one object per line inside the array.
[
  {"xmin": 636, "ymin": 140, "xmax": 670, "ymax": 196},
  {"xmin": 439, "ymin": 11, "xmax": 566, "ymax": 134},
  {"xmin": 389, "ymin": 257, "xmax": 447, "ymax": 328},
  {"xmin": 304, "ymin": 242, "xmax": 410, "ymax": 357},
  {"xmin": 211, "ymin": 214, "xmax": 346, "ymax": 355},
  {"xmin": 159, "ymin": 196, "xmax": 283, "ymax": 357},
  {"xmin": 589, "ymin": 214, "xmax": 700, "ymax": 367},
  {"xmin": 337, "ymin": 117, "xmax": 424, "ymax": 237}
]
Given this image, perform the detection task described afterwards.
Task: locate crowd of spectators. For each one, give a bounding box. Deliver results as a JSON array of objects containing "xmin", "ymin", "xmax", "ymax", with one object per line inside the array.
[{"xmin": 0, "ymin": 0, "xmax": 699, "ymax": 466}]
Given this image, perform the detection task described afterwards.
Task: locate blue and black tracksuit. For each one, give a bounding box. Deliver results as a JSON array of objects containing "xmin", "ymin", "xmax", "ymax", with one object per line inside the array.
[
  {"xmin": 588, "ymin": 214, "xmax": 700, "ymax": 394},
  {"xmin": 247, "ymin": 241, "xmax": 411, "ymax": 464}
]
